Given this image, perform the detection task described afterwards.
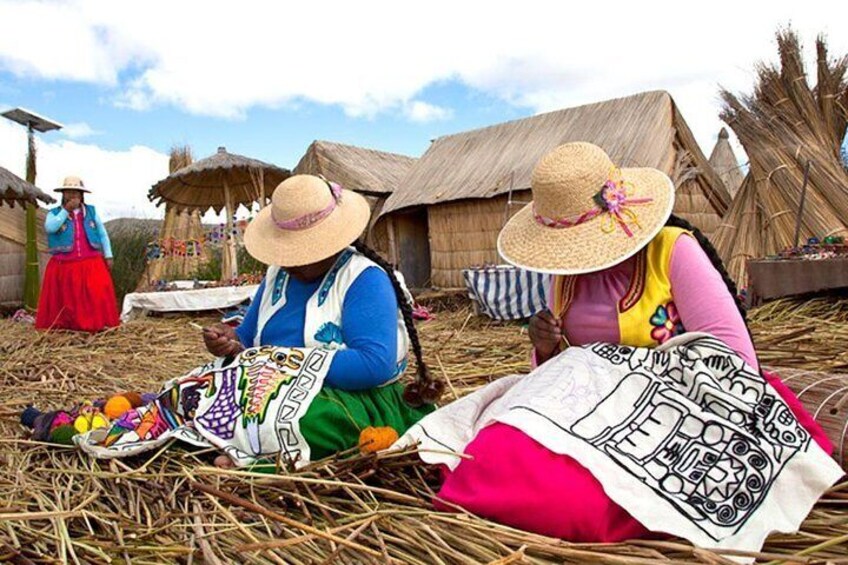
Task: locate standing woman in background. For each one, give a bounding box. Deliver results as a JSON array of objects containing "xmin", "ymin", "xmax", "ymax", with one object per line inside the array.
[{"xmin": 36, "ymin": 176, "xmax": 120, "ymax": 332}]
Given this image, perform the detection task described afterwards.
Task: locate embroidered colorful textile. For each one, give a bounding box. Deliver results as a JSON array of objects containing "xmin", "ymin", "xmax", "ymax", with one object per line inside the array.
[{"xmin": 76, "ymin": 346, "xmax": 334, "ymax": 467}]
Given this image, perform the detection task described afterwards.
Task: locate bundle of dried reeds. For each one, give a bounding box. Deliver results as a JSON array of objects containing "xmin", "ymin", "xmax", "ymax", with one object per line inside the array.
[
  {"xmin": 714, "ymin": 29, "xmax": 848, "ymax": 287},
  {"xmin": 1, "ymin": 300, "xmax": 847, "ymax": 563}
]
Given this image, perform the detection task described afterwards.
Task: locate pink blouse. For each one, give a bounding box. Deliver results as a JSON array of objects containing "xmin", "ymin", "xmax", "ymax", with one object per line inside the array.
[
  {"xmin": 53, "ymin": 209, "xmax": 101, "ymax": 262},
  {"xmin": 537, "ymin": 234, "xmax": 759, "ymax": 370}
]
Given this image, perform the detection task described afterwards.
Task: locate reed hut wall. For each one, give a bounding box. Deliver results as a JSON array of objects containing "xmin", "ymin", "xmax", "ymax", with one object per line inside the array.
[
  {"xmin": 0, "ymin": 203, "xmax": 48, "ymax": 305},
  {"xmin": 426, "ymin": 192, "xmax": 527, "ymax": 288}
]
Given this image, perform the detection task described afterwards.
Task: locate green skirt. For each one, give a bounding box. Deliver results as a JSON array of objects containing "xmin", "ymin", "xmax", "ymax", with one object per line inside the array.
[{"xmin": 300, "ymin": 381, "xmax": 433, "ymax": 460}]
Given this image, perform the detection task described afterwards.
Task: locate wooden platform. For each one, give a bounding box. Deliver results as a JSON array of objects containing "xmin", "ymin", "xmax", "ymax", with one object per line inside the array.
[{"xmin": 747, "ymin": 257, "xmax": 848, "ymax": 305}]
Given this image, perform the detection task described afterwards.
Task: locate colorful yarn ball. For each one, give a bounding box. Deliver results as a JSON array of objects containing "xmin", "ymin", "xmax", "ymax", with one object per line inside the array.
[
  {"xmin": 122, "ymin": 392, "xmax": 143, "ymax": 408},
  {"xmin": 104, "ymin": 395, "xmax": 132, "ymax": 419},
  {"xmin": 51, "ymin": 412, "xmax": 74, "ymax": 429},
  {"xmin": 358, "ymin": 426, "xmax": 399, "ymax": 454},
  {"xmin": 73, "ymin": 415, "xmax": 91, "ymax": 434},
  {"xmin": 49, "ymin": 424, "xmax": 77, "ymax": 445},
  {"xmin": 90, "ymin": 413, "xmax": 110, "ymax": 430},
  {"xmin": 20, "ymin": 406, "xmax": 41, "ymax": 428}
]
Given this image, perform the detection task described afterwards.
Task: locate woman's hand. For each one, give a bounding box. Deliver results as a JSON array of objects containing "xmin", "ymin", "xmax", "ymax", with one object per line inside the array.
[
  {"xmin": 203, "ymin": 323, "xmax": 244, "ymax": 357},
  {"xmin": 529, "ymin": 310, "xmax": 563, "ymax": 363},
  {"xmin": 64, "ymin": 196, "xmax": 81, "ymax": 212}
]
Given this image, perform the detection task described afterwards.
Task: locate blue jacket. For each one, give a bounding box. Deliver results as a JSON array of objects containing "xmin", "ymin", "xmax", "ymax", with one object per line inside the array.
[{"xmin": 45, "ymin": 204, "xmax": 113, "ymax": 258}]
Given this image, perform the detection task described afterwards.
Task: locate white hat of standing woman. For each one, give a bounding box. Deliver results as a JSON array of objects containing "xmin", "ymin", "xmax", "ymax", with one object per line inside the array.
[
  {"xmin": 54, "ymin": 175, "xmax": 91, "ymax": 193},
  {"xmin": 244, "ymin": 174, "xmax": 371, "ymax": 267},
  {"xmin": 497, "ymin": 142, "xmax": 676, "ymax": 275}
]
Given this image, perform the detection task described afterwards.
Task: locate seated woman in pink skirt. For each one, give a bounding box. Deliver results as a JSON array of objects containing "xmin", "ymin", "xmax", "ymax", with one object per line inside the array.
[{"xmin": 432, "ymin": 143, "xmax": 833, "ymax": 543}]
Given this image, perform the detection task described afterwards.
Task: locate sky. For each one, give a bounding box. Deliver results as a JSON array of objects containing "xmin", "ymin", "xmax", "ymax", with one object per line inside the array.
[{"xmin": 0, "ymin": 0, "xmax": 847, "ymax": 221}]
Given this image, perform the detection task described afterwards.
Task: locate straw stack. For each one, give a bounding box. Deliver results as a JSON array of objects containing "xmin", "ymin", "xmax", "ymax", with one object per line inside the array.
[{"xmin": 714, "ymin": 29, "xmax": 848, "ymax": 287}]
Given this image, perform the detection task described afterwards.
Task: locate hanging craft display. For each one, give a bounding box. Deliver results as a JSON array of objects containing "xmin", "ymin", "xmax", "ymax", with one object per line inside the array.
[{"xmin": 145, "ymin": 238, "xmax": 204, "ymax": 261}]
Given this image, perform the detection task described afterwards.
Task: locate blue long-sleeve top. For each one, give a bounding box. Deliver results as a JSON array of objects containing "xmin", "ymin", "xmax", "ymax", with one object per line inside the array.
[
  {"xmin": 45, "ymin": 207, "xmax": 114, "ymax": 258},
  {"xmin": 235, "ymin": 266, "xmax": 400, "ymax": 391}
]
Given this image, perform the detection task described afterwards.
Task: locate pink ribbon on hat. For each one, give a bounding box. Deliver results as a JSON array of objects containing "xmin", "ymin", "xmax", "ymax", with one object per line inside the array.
[
  {"xmin": 273, "ymin": 181, "xmax": 343, "ymax": 231},
  {"xmin": 533, "ymin": 174, "xmax": 652, "ymax": 237}
]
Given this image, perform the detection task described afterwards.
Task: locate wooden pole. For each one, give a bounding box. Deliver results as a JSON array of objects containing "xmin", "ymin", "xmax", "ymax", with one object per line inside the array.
[
  {"xmin": 222, "ymin": 178, "xmax": 238, "ymax": 282},
  {"xmin": 386, "ymin": 215, "xmax": 398, "ymax": 266},
  {"xmin": 792, "ymin": 160, "xmax": 812, "ymax": 249},
  {"xmin": 259, "ymin": 168, "xmax": 266, "ymax": 209}
]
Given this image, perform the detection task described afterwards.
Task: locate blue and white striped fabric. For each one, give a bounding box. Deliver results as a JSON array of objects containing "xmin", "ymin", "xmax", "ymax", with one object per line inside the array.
[{"xmin": 462, "ymin": 265, "xmax": 551, "ymax": 321}]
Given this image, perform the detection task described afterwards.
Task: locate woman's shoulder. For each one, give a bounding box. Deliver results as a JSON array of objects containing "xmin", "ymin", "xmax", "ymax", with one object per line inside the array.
[{"xmin": 354, "ymin": 263, "xmax": 393, "ymax": 287}]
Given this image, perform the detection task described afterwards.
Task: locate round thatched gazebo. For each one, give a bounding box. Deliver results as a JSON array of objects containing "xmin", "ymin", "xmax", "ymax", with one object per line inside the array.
[{"xmin": 148, "ymin": 147, "xmax": 289, "ymax": 280}]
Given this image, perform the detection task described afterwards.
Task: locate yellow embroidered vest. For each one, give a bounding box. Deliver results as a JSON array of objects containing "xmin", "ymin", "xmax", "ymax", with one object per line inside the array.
[{"xmin": 552, "ymin": 226, "xmax": 691, "ymax": 348}]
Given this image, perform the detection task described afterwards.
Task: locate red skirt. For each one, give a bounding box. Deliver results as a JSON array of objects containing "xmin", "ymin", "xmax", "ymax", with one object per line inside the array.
[{"xmin": 36, "ymin": 256, "xmax": 120, "ymax": 332}]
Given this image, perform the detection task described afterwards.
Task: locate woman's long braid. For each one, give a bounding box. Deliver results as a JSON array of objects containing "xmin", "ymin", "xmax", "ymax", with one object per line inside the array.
[
  {"xmin": 353, "ymin": 240, "xmax": 445, "ymax": 406},
  {"xmin": 664, "ymin": 215, "xmax": 747, "ymax": 322}
]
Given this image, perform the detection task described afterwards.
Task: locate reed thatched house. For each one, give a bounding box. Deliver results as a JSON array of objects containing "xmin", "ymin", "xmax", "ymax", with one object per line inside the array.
[
  {"xmin": 293, "ymin": 140, "xmax": 416, "ymax": 259},
  {"xmin": 380, "ymin": 91, "xmax": 732, "ymax": 288},
  {"xmin": 708, "ymin": 128, "xmax": 745, "ymax": 198},
  {"xmin": 714, "ymin": 31, "xmax": 848, "ymax": 287},
  {"xmin": 0, "ymin": 166, "xmax": 54, "ymax": 306}
]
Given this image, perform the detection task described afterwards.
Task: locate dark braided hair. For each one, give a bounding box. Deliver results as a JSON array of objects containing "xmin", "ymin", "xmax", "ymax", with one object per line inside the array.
[
  {"xmin": 352, "ymin": 240, "xmax": 445, "ymax": 406},
  {"xmin": 665, "ymin": 214, "xmax": 747, "ymax": 323}
]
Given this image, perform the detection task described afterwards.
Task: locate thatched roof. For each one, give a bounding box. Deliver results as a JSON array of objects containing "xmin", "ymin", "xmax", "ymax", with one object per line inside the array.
[
  {"xmin": 148, "ymin": 147, "xmax": 290, "ymax": 212},
  {"xmin": 293, "ymin": 141, "xmax": 415, "ymax": 196},
  {"xmin": 714, "ymin": 30, "xmax": 848, "ymax": 287},
  {"xmin": 381, "ymin": 91, "xmax": 731, "ymax": 220},
  {"xmin": 0, "ymin": 166, "xmax": 55, "ymax": 207},
  {"xmin": 708, "ymin": 128, "xmax": 745, "ymax": 198}
]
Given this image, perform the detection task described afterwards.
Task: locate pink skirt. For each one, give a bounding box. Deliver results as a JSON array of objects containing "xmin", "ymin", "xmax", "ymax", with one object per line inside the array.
[{"xmin": 435, "ymin": 370, "xmax": 834, "ymax": 542}]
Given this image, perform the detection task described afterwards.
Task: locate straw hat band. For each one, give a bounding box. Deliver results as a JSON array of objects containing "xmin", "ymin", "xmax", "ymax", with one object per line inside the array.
[
  {"xmin": 244, "ymin": 174, "xmax": 371, "ymax": 267},
  {"xmin": 533, "ymin": 173, "xmax": 654, "ymax": 238},
  {"xmin": 272, "ymin": 181, "xmax": 342, "ymax": 231}
]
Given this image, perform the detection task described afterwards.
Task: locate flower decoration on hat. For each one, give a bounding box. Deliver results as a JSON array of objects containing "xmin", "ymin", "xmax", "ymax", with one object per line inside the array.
[{"xmin": 534, "ymin": 168, "xmax": 653, "ymax": 237}]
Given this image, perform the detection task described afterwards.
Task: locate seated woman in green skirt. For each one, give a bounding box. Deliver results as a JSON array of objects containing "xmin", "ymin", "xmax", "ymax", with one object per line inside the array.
[{"xmin": 203, "ymin": 174, "xmax": 442, "ymax": 467}]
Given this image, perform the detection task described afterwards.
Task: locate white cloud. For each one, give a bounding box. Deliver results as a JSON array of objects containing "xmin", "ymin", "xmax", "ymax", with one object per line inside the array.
[
  {"xmin": 0, "ymin": 119, "xmax": 168, "ymax": 220},
  {"xmin": 0, "ymin": 0, "xmax": 846, "ymax": 156},
  {"xmin": 404, "ymin": 101, "xmax": 453, "ymax": 123},
  {"xmin": 61, "ymin": 122, "xmax": 100, "ymax": 139}
]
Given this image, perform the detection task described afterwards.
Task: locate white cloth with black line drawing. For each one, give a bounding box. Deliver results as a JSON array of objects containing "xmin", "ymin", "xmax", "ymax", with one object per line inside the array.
[{"xmin": 396, "ymin": 333, "xmax": 843, "ymax": 558}]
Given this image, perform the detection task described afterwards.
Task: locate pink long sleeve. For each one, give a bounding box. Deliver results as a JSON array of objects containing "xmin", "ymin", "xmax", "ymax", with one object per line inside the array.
[{"xmin": 669, "ymin": 234, "xmax": 759, "ymax": 370}]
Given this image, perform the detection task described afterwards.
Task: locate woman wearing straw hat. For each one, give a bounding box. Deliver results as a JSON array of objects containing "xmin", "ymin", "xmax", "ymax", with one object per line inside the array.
[
  {"xmin": 402, "ymin": 143, "xmax": 835, "ymax": 543},
  {"xmin": 201, "ymin": 174, "xmax": 443, "ymax": 467},
  {"xmin": 36, "ymin": 176, "xmax": 120, "ymax": 332}
]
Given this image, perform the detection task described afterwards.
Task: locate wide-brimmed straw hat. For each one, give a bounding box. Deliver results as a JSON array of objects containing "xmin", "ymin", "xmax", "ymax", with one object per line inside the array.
[
  {"xmin": 497, "ymin": 142, "xmax": 675, "ymax": 275},
  {"xmin": 244, "ymin": 174, "xmax": 370, "ymax": 267},
  {"xmin": 54, "ymin": 175, "xmax": 91, "ymax": 193}
]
